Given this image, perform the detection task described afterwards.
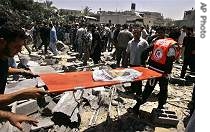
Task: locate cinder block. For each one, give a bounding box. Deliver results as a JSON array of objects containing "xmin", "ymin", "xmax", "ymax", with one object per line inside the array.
[
  {"xmin": 152, "ymin": 108, "xmax": 179, "ymax": 127},
  {"xmin": 16, "ymin": 100, "xmax": 38, "ymax": 115}
]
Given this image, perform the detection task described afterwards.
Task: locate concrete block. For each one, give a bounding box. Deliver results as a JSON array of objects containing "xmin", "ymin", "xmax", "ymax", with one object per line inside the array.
[
  {"xmin": 16, "ymin": 100, "xmax": 38, "ymax": 115},
  {"xmin": 152, "ymin": 108, "xmax": 179, "ymax": 127}
]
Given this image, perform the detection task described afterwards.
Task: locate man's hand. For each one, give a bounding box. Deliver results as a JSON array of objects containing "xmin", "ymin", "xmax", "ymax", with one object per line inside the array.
[
  {"xmin": 21, "ymin": 69, "xmax": 38, "ymax": 78},
  {"xmin": 7, "ymin": 112, "xmax": 38, "ymax": 131},
  {"xmin": 16, "ymin": 87, "xmax": 47, "ymax": 100},
  {"xmin": 8, "ymin": 67, "xmax": 38, "ymax": 78}
]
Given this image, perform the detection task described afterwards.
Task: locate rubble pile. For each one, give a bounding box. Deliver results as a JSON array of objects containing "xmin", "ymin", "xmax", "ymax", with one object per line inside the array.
[{"xmin": 1, "ymin": 48, "xmax": 194, "ymax": 132}]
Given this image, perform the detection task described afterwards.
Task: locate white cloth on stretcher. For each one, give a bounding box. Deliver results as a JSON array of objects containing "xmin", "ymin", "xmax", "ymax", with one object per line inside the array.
[{"xmin": 92, "ymin": 68, "xmax": 142, "ymax": 82}]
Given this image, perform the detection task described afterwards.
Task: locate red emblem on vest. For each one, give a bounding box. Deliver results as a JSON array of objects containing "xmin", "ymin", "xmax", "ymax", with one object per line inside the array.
[{"xmin": 150, "ymin": 38, "xmax": 180, "ymax": 65}]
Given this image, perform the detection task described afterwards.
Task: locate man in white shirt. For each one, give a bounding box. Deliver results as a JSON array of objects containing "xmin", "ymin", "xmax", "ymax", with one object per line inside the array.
[{"xmin": 125, "ymin": 26, "xmax": 149, "ymax": 97}]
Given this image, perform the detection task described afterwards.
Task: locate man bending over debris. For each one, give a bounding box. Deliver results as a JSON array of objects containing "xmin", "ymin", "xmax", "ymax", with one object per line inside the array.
[
  {"xmin": 0, "ymin": 21, "xmax": 36, "ymax": 94},
  {"xmin": 0, "ymin": 19, "xmax": 47, "ymax": 130}
]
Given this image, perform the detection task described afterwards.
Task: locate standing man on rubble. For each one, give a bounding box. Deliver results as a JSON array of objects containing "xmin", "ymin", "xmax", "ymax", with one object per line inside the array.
[
  {"xmin": 49, "ymin": 22, "xmax": 58, "ymax": 56},
  {"xmin": 76, "ymin": 23, "xmax": 87, "ymax": 59},
  {"xmin": 116, "ymin": 24, "xmax": 133, "ymax": 67},
  {"xmin": 82, "ymin": 24, "xmax": 92, "ymax": 66},
  {"xmin": 130, "ymin": 29, "xmax": 181, "ymax": 114},
  {"xmin": 125, "ymin": 26, "xmax": 149, "ymax": 96},
  {"xmin": 180, "ymin": 27, "xmax": 195, "ymax": 78}
]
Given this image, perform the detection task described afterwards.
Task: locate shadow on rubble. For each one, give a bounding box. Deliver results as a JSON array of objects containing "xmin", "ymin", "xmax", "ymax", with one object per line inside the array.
[
  {"xmin": 118, "ymin": 91, "xmax": 159, "ymax": 103},
  {"xmin": 51, "ymin": 112, "xmax": 81, "ymax": 129},
  {"xmin": 83, "ymin": 110, "xmax": 156, "ymax": 132},
  {"xmin": 169, "ymin": 74, "xmax": 195, "ymax": 86}
]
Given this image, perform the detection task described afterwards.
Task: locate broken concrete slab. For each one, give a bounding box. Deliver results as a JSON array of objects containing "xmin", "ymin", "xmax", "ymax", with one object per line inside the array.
[
  {"xmin": 82, "ymin": 89, "xmax": 100, "ymax": 110},
  {"xmin": 52, "ymin": 91, "xmax": 82, "ymax": 117},
  {"xmin": 16, "ymin": 99, "xmax": 38, "ymax": 115},
  {"xmin": 152, "ymin": 108, "xmax": 179, "ymax": 127},
  {"xmin": 82, "ymin": 89, "xmax": 95, "ymax": 100},
  {"xmin": 29, "ymin": 66, "xmax": 57, "ymax": 75},
  {"xmin": 4, "ymin": 79, "xmax": 37, "ymax": 94}
]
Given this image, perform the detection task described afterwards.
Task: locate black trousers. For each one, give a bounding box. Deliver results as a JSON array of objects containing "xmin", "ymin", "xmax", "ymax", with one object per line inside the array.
[
  {"xmin": 135, "ymin": 75, "xmax": 169, "ymax": 108},
  {"xmin": 38, "ymin": 40, "xmax": 49, "ymax": 53},
  {"xmin": 116, "ymin": 47, "xmax": 127, "ymax": 67},
  {"xmin": 180, "ymin": 55, "xmax": 195, "ymax": 78}
]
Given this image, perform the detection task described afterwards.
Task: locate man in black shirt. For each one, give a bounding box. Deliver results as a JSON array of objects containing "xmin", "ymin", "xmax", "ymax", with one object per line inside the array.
[
  {"xmin": 38, "ymin": 22, "xmax": 50, "ymax": 54},
  {"xmin": 180, "ymin": 27, "xmax": 195, "ymax": 78},
  {"xmin": 0, "ymin": 16, "xmax": 46, "ymax": 130},
  {"xmin": 0, "ymin": 24, "xmax": 36, "ymax": 94},
  {"xmin": 0, "ymin": 59, "xmax": 9, "ymax": 94}
]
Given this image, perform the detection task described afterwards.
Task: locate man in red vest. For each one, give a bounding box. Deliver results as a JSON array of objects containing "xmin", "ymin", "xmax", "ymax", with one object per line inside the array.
[{"xmin": 130, "ymin": 28, "xmax": 181, "ymax": 114}]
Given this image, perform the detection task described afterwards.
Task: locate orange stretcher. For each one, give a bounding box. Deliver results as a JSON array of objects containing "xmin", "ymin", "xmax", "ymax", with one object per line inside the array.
[{"xmin": 39, "ymin": 67, "xmax": 162, "ymax": 93}]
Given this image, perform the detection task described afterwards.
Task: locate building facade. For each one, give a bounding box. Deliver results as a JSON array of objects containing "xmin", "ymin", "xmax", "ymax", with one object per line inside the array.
[
  {"xmin": 99, "ymin": 11, "xmax": 143, "ymax": 25},
  {"xmin": 140, "ymin": 11, "xmax": 164, "ymax": 27},
  {"xmin": 174, "ymin": 8, "xmax": 195, "ymax": 27}
]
